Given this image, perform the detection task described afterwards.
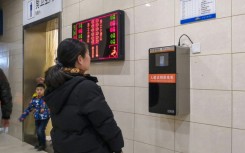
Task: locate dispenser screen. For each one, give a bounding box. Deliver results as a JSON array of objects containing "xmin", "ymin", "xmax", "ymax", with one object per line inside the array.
[
  {"xmin": 155, "ymin": 53, "xmax": 169, "ymax": 67},
  {"xmin": 72, "ymin": 10, "xmax": 125, "ymax": 62}
]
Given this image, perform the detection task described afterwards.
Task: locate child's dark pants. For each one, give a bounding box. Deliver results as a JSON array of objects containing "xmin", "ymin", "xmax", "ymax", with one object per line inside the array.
[{"xmin": 35, "ymin": 118, "xmax": 49, "ymax": 147}]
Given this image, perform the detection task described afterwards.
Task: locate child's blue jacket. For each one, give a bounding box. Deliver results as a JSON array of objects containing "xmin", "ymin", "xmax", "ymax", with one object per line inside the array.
[{"xmin": 19, "ymin": 96, "xmax": 50, "ymax": 120}]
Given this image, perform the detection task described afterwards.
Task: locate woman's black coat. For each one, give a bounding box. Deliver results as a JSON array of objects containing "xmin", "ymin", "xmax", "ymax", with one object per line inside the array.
[
  {"xmin": 45, "ymin": 76, "xmax": 124, "ymax": 153},
  {"xmin": 0, "ymin": 68, "xmax": 12, "ymax": 119}
]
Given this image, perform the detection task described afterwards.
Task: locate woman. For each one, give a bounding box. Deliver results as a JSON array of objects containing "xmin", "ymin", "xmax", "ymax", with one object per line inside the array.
[{"xmin": 44, "ymin": 38, "xmax": 124, "ymax": 153}]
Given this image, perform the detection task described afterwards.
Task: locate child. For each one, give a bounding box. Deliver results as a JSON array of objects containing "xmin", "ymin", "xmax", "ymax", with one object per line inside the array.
[
  {"xmin": 19, "ymin": 83, "xmax": 50, "ymax": 151},
  {"xmin": 32, "ymin": 77, "xmax": 45, "ymax": 98}
]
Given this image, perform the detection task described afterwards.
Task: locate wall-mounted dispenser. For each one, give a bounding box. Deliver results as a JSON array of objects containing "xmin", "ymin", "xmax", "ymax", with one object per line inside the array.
[{"xmin": 149, "ymin": 46, "xmax": 190, "ymax": 115}]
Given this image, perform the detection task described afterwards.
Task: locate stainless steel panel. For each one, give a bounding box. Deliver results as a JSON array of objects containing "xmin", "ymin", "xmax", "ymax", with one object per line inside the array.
[{"xmin": 176, "ymin": 46, "xmax": 190, "ymax": 115}]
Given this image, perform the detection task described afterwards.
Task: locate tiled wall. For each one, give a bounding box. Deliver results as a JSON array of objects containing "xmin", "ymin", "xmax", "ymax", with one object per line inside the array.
[
  {"xmin": 0, "ymin": 0, "xmax": 245, "ymax": 153},
  {"xmin": 0, "ymin": 0, "xmax": 23, "ymax": 140},
  {"xmin": 61, "ymin": 0, "xmax": 245, "ymax": 153}
]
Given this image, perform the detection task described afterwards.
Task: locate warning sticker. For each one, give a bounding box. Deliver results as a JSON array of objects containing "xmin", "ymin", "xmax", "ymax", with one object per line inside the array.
[{"xmin": 149, "ymin": 74, "xmax": 176, "ymax": 83}]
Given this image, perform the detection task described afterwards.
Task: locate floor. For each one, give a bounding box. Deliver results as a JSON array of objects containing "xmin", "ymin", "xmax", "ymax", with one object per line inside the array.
[
  {"xmin": 24, "ymin": 134, "xmax": 53, "ymax": 153},
  {"xmin": 0, "ymin": 134, "xmax": 47, "ymax": 153}
]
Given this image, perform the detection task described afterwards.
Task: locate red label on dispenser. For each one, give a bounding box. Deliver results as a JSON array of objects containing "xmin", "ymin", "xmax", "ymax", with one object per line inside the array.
[{"xmin": 149, "ymin": 74, "xmax": 176, "ymax": 83}]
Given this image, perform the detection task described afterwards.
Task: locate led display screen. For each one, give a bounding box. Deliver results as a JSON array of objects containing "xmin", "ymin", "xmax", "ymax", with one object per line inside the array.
[{"xmin": 72, "ymin": 10, "xmax": 125, "ymax": 62}]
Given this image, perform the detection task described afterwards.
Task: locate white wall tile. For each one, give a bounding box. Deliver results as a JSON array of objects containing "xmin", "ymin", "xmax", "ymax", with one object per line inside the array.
[
  {"xmin": 12, "ymin": 83, "xmax": 23, "ymax": 98},
  {"xmin": 1, "ymin": 0, "xmax": 11, "ymax": 7},
  {"xmin": 191, "ymin": 54, "xmax": 231, "ymax": 90},
  {"xmin": 134, "ymin": 141, "xmax": 174, "ymax": 153},
  {"xmin": 135, "ymin": 60, "xmax": 148, "ymax": 87},
  {"xmin": 8, "ymin": 40, "xmax": 23, "ymax": 51},
  {"xmin": 3, "ymin": 0, "xmax": 22, "ymax": 16},
  {"xmin": 134, "ymin": 0, "xmax": 157, "ymax": 6},
  {"xmin": 233, "ymin": 53, "xmax": 245, "ymax": 90},
  {"xmin": 134, "ymin": 114, "xmax": 175, "ymax": 150},
  {"xmin": 79, "ymin": 0, "xmax": 104, "ymax": 20},
  {"xmin": 89, "ymin": 63, "xmax": 104, "ymax": 75},
  {"xmin": 4, "ymin": 26, "xmax": 22, "ymax": 42},
  {"xmin": 188, "ymin": 89, "xmax": 231, "ymax": 127},
  {"xmin": 135, "ymin": 0, "xmax": 174, "ymax": 33},
  {"xmin": 0, "ymin": 43, "xmax": 9, "ymax": 52},
  {"xmin": 103, "ymin": 86, "xmax": 134, "ymax": 113},
  {"xmin": 12, "ymin": 99, "xmax": 23, "ymax": 114},
  {"xmin": 232, "ymin": 129, "xmax": 245, "ymax": 153},
  {"xmin": 103, "ymin": 0, "xmax": 134, "ymax": 12},
  {"xmin": 216, "ymin": 0, "xmax": 231, "ymax": 18},
  {"xmin": 233, "ymin": 91, "xmax": 245, "ymax": 129},
  {"xmin": 232, "ymin": 0, "xmax": 245, "ymax": 15},
  {"xmin": 232, "ymin": 15, "xmax": 245, "ymax": 53},
  {"xmin": 135, "ymin": 87, "xmax": 149, "ymax": 115},
  {"xmin": 9, "ymin": 49, "xmax": 22, "ymax": 56},
  {"xmin": 124, "ymin": 139, "xmax": 133, "ymax": 153},
  {"xmin": 125, "ymin": 35, "xmax": 135, "ymax": 61},
  {"xmin": 10, "ymin": 54, "xmax": 23, "ymax": 69},
  {"xmin": 4, "ymin": 11, "xmax": 22, "ymax": 31},
  {"xmin": 0, "ymin": 55, "xmax": 10, "ymax": 75},
  {"xmin": 103, "ymin": 61, "xmax": 134, "ymax": 86},
  {"xmin": 175, "ymin": 0, "xmax": 231, "ymax": 26},
  {"xmin": 89, "ymin": 63, "xmax": 104, "ymax": 86},
  {"xmin": 62, "ymin": 26, "xmax": 72, "ymax": 40},
  {"xmin": 13, "ymin": 68, "xmax": 23, "ymax": 83},
  {"xmin": 0, "ymin": 54, "xmax": 9, "ymax": 68},
  {"xmin": 113, "ymin": 111, "xmax": 134, "ymax": 140},
  {"xmin": 135, "ymin": 28, "xmax": 174, "ymax": 60},
  {"xmin": 125, "ymin": 8, "xmax": 135, "ymax": 35},
  {"xmin": 175, "ymin": 18, "xmax": 231, "ymax": 55},
  {"xmin": 10, "ymin": 103, "xmax": 23, "ymax": 126},
  {"xmin": 8, "ymin": 124, "xmax": 23, "ymax": 140},
  {"xmin": 63, "ymin": 0, "xmax": 79, "ymax": 8},
  {"xmin": 175, "ymin": 121, "xmax": 231, "ymax": 153},
  {"xmin": 62, "ymin": 4, "xmax": 80, "ymax": 27}
]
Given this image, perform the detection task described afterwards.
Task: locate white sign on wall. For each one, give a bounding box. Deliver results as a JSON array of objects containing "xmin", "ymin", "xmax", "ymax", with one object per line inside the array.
[
  {"xmin": 23, "ymin": 0, "xmax": 62, "ymax": 26},
  {"xmin": 180, "ymin": 0, "xmax": 216, "ymax": 24}
]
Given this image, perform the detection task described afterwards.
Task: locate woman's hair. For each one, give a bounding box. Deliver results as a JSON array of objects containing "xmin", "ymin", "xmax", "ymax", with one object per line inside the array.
[{"xmin": 45, "ymin": 38, "xmax": 88, "ymax": 89}]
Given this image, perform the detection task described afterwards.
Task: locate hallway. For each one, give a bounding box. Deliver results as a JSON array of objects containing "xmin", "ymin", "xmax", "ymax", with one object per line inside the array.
[{"xmin": 0, "ymin": 134, "xmax": 46, "ymax": 153}]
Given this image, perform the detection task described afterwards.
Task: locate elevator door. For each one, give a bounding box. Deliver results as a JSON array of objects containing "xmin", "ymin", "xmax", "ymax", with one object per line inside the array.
[{"xmin": 23, "ymin": 18, "xmax": 58, "ymax": 150}]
